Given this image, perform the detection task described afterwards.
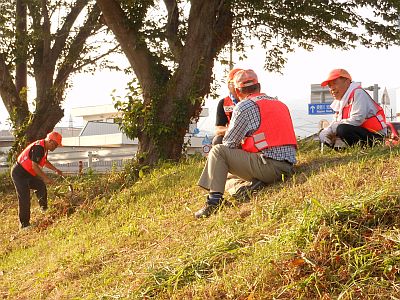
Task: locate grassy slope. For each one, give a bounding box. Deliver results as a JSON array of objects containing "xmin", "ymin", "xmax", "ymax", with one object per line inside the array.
[{"xmin": 1, "ymin": 142, "xmax": 400, "ymax": 299}]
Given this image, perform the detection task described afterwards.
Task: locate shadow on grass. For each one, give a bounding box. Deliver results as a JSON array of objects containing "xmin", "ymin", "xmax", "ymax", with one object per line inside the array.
[{"xmin": 286, "ymin": 142, "xmax": 397, "ymax": 186}]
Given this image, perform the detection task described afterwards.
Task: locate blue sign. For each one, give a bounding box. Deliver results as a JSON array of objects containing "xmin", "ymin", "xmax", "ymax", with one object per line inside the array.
[
  {"xmin": 308, "ymin": 103, "xmax": 334, "ymax": 115},
  {"xmin": 202, "ymin": 135, "xmax": 211, "ymax": 145}
]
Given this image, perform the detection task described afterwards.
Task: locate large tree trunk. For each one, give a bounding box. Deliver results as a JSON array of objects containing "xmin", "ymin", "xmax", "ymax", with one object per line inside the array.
[
  {"xmin": 152, "ymin": 1, "xmax": 232, "ymax": 163},
  {"xmin": 16, "ymin": 0, "xmax": 27, "ymax": 95},
  {"xmin": 0, "ymin": 1, "xmax": 29, "ymax": 129},
  {"xmin": 0, "ymin": 1, "xmax": 102, "ymax": 151},
  {"xmin": 0, "ymin": 55, "xmax": 29, "ymax": 128},
  {"xmin": 97, "ymin": 0, "xmax": 232, "ymax": 165}
]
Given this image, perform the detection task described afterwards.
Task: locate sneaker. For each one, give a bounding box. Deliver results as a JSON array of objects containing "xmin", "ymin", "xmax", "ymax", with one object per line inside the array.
[
  {"xmin": 20, "ymin": 223, "xmax": 31, "ymax": 230},
  {"xmin": 233, "ymin": 180, "xmax": 266, "ymax": 202},
  {"xmin": 194, "ymin": 203, "xmax": 219, "ymax": 218}
]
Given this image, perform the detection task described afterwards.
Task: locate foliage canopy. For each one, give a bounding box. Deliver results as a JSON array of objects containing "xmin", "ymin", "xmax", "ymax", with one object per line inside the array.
[
  {"xmin": 99, "ymin": 0, "xmax": 400, "ymax": 165},
  {"xmin": 0, "ymin": 0, "xmax": 115, "ymax": 154}
]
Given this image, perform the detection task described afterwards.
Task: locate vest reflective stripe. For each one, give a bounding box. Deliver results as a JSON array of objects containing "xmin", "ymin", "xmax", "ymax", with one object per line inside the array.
[
  {"xmin": 342, "ymin": 88, "xmax": 387, "ymax": 133},
  {"xmin": 17, "ymin": 140, "xmax": 47, "ymax": 176},
  {"xmin": 252, "ymin": 132, "xmax": 269, "ymax": 150},
  {"xmin": 223, "ymin": 96, "xmax": 235, "ymax": 123},
  {"xmin": 241, "ymin": 94, "xmax": 297, "ymax": 153}
]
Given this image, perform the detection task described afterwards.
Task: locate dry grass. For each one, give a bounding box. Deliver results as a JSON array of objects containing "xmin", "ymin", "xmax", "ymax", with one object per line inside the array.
[{"xmin": 1, "ymin": 142, "xmax": 400, "ymax": 299}]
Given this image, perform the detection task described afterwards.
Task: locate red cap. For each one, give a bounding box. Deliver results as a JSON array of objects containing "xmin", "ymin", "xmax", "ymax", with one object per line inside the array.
[
  {"xmin": 321, "ymin": 69, "xmax": 352, "ymax": 86},
  {"xmin": 233, "ymin": 69, "xmax": 258, "ymax": 88},
  {"xmin": 46, "ymin": 131, "xmax": 62, "ymax": 146},
  {"xmin": 227, "ymin": 68, "xmax": 242, "ymax": 83}
]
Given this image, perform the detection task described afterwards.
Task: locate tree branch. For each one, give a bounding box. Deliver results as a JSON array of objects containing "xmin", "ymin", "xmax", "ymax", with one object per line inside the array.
[
  {"xmin": 212, "ymin": 0, "xmax": 233, "ymax": 52},
  {"xmin": 0, "ymin": 54, "xmax": 29, "ymax": 125},
  {"xmin": 96, "ymin": 0, "xmax": 163, "ymax": 95},
  {"xmin": 71, "ymin": 44, "xmax": 120, "ymax": 72},
  {"xmin": 27, "ymin": 1, "xmax": 44, "ymax": 70},
  {"xmin": 54, "ymin": 4, "xmax": 103, "ymax": 95},
  {"xmin": 16, "ymin": 0, "xmax": 28, "ymax": 94},
  {"xmin": 163, "ymin": 0, "xmax": 183, "ymax": 61},
  {"xmin": 50, "ymin": 0, "xmax": 89, "ymax": 67},
  {"xmin": 41, "ymin": 0, "xmax": 51, "ymax": 62}
]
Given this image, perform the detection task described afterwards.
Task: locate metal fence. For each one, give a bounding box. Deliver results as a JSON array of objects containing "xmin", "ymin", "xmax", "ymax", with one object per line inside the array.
[{"xmin": 53, "ymin": 159, "xmax": 132, "ymax": 174}]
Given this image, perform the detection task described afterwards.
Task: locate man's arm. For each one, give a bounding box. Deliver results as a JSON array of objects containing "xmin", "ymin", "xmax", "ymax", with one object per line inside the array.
[
  {"xmin": 44, "ymin": 160, "xmax": 63, "ymax": 176},
  {"xmin": 32, "ymin": 162, "xmax": 53, "ymax": 184},
  {"xmin": 215, "ymin": 99, "xmax": 229, "ymax": 135},
  {"xmin": 30, "ymin": 144, "xmax": 56, "ymax": 183},
  {"xmin": 223, "ymin": 100, "xmax": 258, "ymax": 148}
]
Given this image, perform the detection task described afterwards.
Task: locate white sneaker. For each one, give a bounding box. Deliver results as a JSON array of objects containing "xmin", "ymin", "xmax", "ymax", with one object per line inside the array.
[{"xmin": 19, "ymin": 224, "xmax": 32, "ymax": 231}]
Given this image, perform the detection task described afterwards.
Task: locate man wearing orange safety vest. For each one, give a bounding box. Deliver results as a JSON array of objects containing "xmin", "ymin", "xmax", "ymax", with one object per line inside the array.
[
  {"xmin": 11, "ymin": 131, "xmax": 64, "ymax": 229},
  {"xmin": 319, "ymin": 69, "xmax": 387, "ymax": 149},
  {"xmin": 195, "ymin": 69, "xmax": 297, "ymax": 218},
  {"xmin": 212, "ymin": 68, "xmax": 242, "ymax": 145}
]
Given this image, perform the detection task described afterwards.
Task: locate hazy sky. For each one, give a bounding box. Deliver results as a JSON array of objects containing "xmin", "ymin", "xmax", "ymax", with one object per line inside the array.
[{"xmin": 1, "ymin": 44, "xmax": 400, "ymax": 135}]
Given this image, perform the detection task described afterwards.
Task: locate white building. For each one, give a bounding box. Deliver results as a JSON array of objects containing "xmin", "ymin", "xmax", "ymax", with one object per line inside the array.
[
  {"xmin": 47, "ymin": 104, "xmax": 211, "ymax": 173},
  {"xmin": 0, "ymin": 104, "xmax": 212, "ymax": 173}
]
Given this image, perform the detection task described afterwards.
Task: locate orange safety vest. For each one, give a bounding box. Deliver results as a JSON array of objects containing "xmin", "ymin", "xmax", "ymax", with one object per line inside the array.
[
  {"xmin": 17, "ymin": 140, "xmax": 47, "ymax": 176},
  {"xmin": 342, "ymin": 87, "xmax": 386, "ymax": 133},
  {"xmin": 223, "ymin": 96, "xmax": 235, "ymax": 123},
  {"xmin": 242, "ymin": 93, "xmax": 297, "ymax": 153}
]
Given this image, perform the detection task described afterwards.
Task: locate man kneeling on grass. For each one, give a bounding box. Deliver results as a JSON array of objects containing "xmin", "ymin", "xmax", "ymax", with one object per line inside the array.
[
  {"xmin": 319, "ymin": 68, "xmax": 387, "ymax": 149},
  {"xmin": 194, "ymin": 69, "xmax": 297, "ymax": 218}
]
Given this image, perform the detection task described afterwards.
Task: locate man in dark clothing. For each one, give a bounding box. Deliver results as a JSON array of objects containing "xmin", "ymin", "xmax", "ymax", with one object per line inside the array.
[
  {"xmin": 11, "ymin": 131, "xmax": 64, "ymax": 229},
  {"xmin": 213, "ymin": 68, "xmax": 242, "ymax": 145}
]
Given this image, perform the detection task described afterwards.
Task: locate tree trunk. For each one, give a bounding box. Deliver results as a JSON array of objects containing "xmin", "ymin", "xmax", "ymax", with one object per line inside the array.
[
  {"xmin": 0, "ymin": 55, "xmax": 29, "ymax": 127},
  {"xmin": 0, "ymin": 1, "xmax": 102, "ymax": 148},
  {"xmin": 97, "ymin": 0, "xmax": 232, "ymax": 165},
  {"xmin": 16, "ymin": 0, "xmax": 27, "ymax": 95},
  {"xmin": 25, "ymin": 102, "xmax": 64, "ymax": 142},
  {"xmin": 24, "ymin": 52, "xmax": 62, "ymax": 142},
  {"xmin": 141, "ymin": 0, "xmax": 232, "ymax": 164}
]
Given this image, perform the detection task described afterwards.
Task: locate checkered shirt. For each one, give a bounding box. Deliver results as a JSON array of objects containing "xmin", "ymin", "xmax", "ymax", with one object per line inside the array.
[{"xmin": 222, "ymin": 94, "xmax": 297, "ymax": 165}]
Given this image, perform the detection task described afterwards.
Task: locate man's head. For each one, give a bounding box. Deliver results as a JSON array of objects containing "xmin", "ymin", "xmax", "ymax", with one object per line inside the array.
[
  {"xmin": 321, "ymin": 69, "xmax": 352, "ymax": 100},
  {"xmin": 233, "ymin": 69, "xmax": 260, "ymax": 100},
  {"xmin": 45, "ymin": 131, "xmax": 62, "ymax": 151},
  {"xmin": 227, "ymin": 68, "xmax": 242, "ymax": 96}
]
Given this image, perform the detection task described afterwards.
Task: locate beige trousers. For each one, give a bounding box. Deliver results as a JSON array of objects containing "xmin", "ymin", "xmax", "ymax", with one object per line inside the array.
[{"xmin": 197, "ymin": 144, "xmax": 294, "ymax": 194}]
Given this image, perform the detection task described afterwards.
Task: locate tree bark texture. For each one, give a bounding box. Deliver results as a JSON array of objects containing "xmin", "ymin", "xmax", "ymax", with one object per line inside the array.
[
  {"xmin": 0, "ymin": 54, "xmax": 29, "ymax": 127},
  {"xmin": 0, "ymin": 1, "xmax": 102, "ymax": 148},
  {"xmin": 16, "ymin": 0, "xmax": 27, "ymax": 94},
  {"xmin": 97, "ymin": 0, "xmax": 232, "ymax": 165}
]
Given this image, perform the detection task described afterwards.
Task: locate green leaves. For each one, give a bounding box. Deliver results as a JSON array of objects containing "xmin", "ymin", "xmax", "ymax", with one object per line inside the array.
[
  {"xmin": 113, "ymin": 91, "xmax": 145, "ymax": 139},
  {"xmin": 231, "ymin": 0, "xmax": 400, "ymax": 71},
  {"xmin": 107, "ymin": 0, "xmax": 400, "ymax": 165}
]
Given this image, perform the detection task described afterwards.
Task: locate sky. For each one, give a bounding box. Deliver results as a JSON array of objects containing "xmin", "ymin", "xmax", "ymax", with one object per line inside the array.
[{"xmin": 1, "ymin": 44, "xmax": 400, "ymax": 137}]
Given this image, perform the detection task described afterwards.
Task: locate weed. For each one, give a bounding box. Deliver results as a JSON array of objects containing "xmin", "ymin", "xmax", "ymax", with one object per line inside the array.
[{"xmin": 2, "ymin": 142, "xmax": 400, "ymax": 299}]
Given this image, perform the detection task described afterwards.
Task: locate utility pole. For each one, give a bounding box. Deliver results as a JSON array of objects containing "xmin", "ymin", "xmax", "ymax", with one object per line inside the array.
[
  {"xmin": 373, "ymin": 84, "xmax": 379, "ymax": 103},
  {"xmin": 365, "ymin": 84, "xmax": 380, "ymax": 103},
  {"xmin": 69, "ymin": 114, "xmax": 73, "ymax": 129}
]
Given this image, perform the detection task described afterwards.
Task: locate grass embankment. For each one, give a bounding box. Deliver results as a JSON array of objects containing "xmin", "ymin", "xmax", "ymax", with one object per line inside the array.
[{"xmin": 1, "ymin": 141, "xmax": 400, "ymax": 299}]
